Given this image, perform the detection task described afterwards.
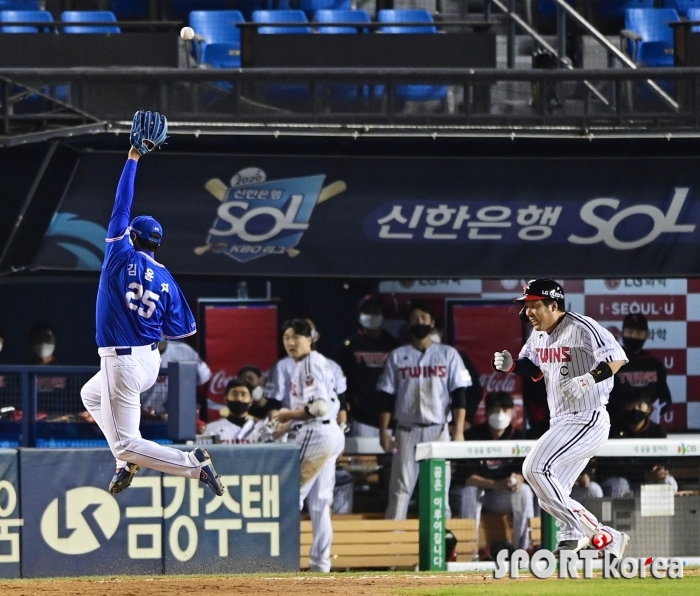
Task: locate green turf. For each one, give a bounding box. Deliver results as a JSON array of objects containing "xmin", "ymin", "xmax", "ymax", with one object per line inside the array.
[{"xmin": 394, "ymin": 576, "xmax": 700, "ymax": 596}]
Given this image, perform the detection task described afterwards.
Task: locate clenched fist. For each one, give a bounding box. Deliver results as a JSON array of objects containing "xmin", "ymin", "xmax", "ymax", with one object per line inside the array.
[{"xmin": 493, "ymin": 350, "xmax": 513, "ymax": 372}]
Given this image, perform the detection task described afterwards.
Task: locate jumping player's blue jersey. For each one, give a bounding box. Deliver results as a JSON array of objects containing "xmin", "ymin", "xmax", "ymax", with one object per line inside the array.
[{"xmin": 95, "ymin": 159, "xmax": 196, "ymax": 348}]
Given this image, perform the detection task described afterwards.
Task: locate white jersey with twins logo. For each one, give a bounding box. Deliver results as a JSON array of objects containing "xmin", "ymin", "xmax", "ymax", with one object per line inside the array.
[
  {"xmin": 204, "ymin": 416, "xmax": 267, "ymax": 444},
  {"xmin": 289, "ymin": 351, "xmax": 340, "ymax": 422},
  {"xmin": 377, "ymin": 343, "xmax": 471, "ymax": 425},
  {"xmin": 266, "ymin": 355, "xmax": 346, "ymax": 406},
  {"xmin": 519, "ymin": 312, "xmax": 628, "ymax": 420}
]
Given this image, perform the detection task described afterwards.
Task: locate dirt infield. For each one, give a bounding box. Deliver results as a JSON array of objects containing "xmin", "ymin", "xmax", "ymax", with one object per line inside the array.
[
  {"xmin": 2, "ymin": 570, "xmax": 698, "ymax": 596},
  {"xmin": 0, "ymin": 573, "xmax": 499, "ymax": 596}
]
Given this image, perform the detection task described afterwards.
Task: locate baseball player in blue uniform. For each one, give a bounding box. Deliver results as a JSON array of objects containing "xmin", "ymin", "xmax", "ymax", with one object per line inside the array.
[
  {"xmin": 80, "ymin": 111, "xmax": 224, "ymax": 497},
  {"xmin": 493, "ymin": 279, "xmax": 629, "ymax": 557}
]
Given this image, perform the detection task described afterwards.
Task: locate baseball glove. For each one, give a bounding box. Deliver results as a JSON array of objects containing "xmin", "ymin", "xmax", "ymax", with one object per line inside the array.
[{"xmin": 130, "ymin": 110, "xmax": 168, "ymax": 156}]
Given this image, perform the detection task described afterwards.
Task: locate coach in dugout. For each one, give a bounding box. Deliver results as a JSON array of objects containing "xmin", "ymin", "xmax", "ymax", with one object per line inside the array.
[
  {"xmin": 450, "ymin": 391, "xmax": 535, "ymax": 552},
  {"xmin": 599, "ymin": 391, "xmax": 678, "ymax": 497},
  {"xmin": 607, "ymin": 313, "xmax": 672, "ymax": 427}
]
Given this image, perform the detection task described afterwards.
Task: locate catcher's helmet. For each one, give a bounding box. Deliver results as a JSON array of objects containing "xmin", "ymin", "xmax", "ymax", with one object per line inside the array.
[
  {"xmin": 513, "ymin": 279, "xmax": 565, "ymax": 311},
  {"xmin": 130, "ymin": 215, "xmax": 163, "ymax": 247}
]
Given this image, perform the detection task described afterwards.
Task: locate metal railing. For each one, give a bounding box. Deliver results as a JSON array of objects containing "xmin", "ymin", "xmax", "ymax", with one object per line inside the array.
[{"xmin": 2, "ymin": 66, "xmax": 698, "ymax": 139}]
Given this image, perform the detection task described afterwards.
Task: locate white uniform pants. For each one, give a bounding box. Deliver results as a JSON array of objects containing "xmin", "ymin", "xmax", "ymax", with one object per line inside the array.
[
  {"xmin": 81, "ymin": 346, "xmax": 201, "ymax": 478},
  {"xmin": 453, "ymin": 484, "xmax": 535, "ymax": 549},
  {"xmin": 522, "ymin": 408, "xmax": 610, "ymax": 541},
  {"xmin": 294, "ymin": 420, "xmax": 345, "ymax": 572},
  {"xmin": 386, "ymin": 423, "xmax": 450, "ymax": 520}
]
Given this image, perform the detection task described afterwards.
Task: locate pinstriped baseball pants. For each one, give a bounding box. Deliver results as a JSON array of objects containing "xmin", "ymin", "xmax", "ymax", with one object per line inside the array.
[{"xmin": 522, "ymin": 408, "xmax": 610, "ymax": 541}]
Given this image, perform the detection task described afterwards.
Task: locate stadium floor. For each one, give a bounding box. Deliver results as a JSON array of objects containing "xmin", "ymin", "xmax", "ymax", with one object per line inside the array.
[{"xmin": 0, "ymin": 570, "xmax": 698, "ymax": 596}]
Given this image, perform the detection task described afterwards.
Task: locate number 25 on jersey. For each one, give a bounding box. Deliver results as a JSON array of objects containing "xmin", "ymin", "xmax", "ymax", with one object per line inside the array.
[{"xmin": 125, "ymin": 283, "xmax": 159, "ymax": 318}]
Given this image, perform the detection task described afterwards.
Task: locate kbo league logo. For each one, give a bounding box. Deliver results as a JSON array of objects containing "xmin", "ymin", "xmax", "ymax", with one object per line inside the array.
[{"xmin": 194, "ymin": 168, "xmax": 346, "ymax": 263}]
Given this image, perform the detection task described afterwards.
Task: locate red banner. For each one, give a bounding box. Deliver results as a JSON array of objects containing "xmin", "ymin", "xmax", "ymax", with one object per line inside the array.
[
  {"xmin": 204, "ymin": 305, "xmax": 279, "ymax": 420},
  {"xmin": 452, "ymin": 303, "xmax": 525, "ymax": 427}
]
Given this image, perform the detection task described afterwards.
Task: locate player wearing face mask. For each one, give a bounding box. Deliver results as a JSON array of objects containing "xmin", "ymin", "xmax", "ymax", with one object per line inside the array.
[
  {"xmin": 332, "ymin": 295, "xmax": 400, "ymax": 437},
  {"xmin": 204, "ymin": 379, "xmax": 267, "ymax": 444},
  {"xmin": 450, "ymin": 391, "xmax": 535, "ymax": 554},
  {"xmin": 607, "ymin": 314, "xmax": 672, "ymax": 428},
  {"xmin": 28, "ymin": 324, "xmax": 57, "ymax": 365}
]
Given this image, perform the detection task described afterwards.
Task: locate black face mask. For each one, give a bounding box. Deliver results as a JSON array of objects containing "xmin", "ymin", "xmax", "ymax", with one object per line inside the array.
[
  {"xmin": 626, "ymin": 409, "xmax": 649, "ymax": 424},
  {"xmin": 227, "ymin": 401, "xmax": 251, "ymax": 419},
  {"xmin": 622, "ymin": 337, "xmax": 645, "ymax": 355},
  {"xmin": 409, "ymin": 324, "xmax": 433, "ymax": 340}
]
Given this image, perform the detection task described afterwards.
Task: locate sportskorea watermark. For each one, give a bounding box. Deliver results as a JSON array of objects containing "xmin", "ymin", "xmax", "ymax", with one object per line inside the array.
[{"xmin": 494, "ymin": 549, "xmax": 684, "ymax": 579}]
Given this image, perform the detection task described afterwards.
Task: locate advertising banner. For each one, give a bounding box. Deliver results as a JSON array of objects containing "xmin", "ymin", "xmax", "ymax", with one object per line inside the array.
[
  {"xmin": 19, "ymin": 445, "xmax": 300, "ymax": 578},
  {"xmin": 203, "ymin": 305, "xmax": 279, "ymax": 418},
  {"xmin": 34, "ymin": 153, "xmax": 700, "ymax": 278},
  {"xmin": 0, "ymin": 449, "xmax": 19, "ymax": 578}
]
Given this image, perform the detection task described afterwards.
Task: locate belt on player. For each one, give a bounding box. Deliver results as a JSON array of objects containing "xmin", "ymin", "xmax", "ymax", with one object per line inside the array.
[
  {"xmin": 98, "ymin": 343, "xmax": 158, "ymax": 357},
  {"xmin": 397, "ymin": 422, "xmax": 442, "ymax": 432}
]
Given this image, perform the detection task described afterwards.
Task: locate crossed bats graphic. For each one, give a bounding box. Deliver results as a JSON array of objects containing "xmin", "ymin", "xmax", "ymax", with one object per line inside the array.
[{"xmin": 194, "ymin": 178, "xmax": 347, "ymax": 257}]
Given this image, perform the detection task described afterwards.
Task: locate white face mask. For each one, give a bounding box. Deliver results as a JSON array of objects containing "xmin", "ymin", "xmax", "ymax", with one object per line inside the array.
[
  {"xmin": 488, "ymin": 411, "xmax": 512, "ymax": 431},
  {"xmin": 430, "ymin": 333, "xmax": 441, "ymax": 344},
  {"xmin": 33, "ymin": 343, "xmax": 55, "ymax": 359},
  {"xmin": 251, "ymin": 385, "xmax": 264, "ymax": 402},
  {"xmin": 359, "ymin": 314, "xmax": 383, "ymax": 330}
]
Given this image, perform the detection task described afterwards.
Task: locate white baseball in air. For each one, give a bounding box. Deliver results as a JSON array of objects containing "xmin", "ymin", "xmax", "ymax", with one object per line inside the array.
[{"xmin": 180, "ymin": 26, "xmax": 195, "ymax": 41}]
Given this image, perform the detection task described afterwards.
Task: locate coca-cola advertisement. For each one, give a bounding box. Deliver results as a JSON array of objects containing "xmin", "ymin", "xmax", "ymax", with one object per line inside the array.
[
  {"xmin": 203, "ymin": 304, "xmax": 279, "ymax": 420},
  {"xmin": 449, "ymin": 302, "xmax": 525, "ymax": 427}
]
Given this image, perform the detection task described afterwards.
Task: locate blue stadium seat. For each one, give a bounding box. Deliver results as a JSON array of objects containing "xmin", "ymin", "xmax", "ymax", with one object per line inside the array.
[
  {"xmin": 599, "ymin": 0, "xmax": 654, "ymax": 18},
  {"xmin": 314, "ymin": 9, "xmax": 369, "ymax": 34},
  {"xmin": 377, "ymin": 10, "xmax": 447, "ymax": 103},
  {"xmin": 301, "ymin": 0, "xmax": 351, "ymax": 19},
  {"xmin": 111, "ymin": 0, "xmax": 148, "ymax": 20},
  {"xmin": 201, "ymin": 43, "xmax": 240, "ymax": 92},
  {"xmin": 0, "ymin": 1, "xmax": 42, "ymax": 11},
  {"xmin": 665, "ymin": 0, "xmax": 700, "ymax": 16},
  {"xmin": 624, "ymin": 8, "xmax": 679, "ymax": 66},
  {"xmin": 60, "ymin": 11, "xmax": 120, "ymax": 34},
  {"xmin": 252, "ymin": 11, "xmax": 311, "ymax": 101},
  {"xmin": 687, "ymin": 7, "xmax": 700, "ymax": 31},
  {"xmin": 314, "ymin": 10, "xmax": 371, "ymax": 102},
  {"xmin": 0, "ymin": 9, "xmax": 51, "ymax": 33},
  {"xmin": 189, "ymin": 10, "xmax": 244, "ymax": 63}
]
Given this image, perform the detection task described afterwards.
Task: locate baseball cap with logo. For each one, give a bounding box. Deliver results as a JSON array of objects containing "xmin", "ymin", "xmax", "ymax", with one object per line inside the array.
[
  {"xmin": 130, "ymin": 215, "xmax": 163, "ymax": 246},
  {"xmin": 513, "ymin": 279, "xmax": 566, "ymax": 311}
]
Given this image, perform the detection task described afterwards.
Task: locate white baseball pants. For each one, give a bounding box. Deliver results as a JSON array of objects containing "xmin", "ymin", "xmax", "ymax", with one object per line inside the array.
[
  {"xmin": 522, "ymin": 408, "xmax": 610, "ymax": 541},
  {"xmin": 81, "ymin": 345, "xmax": 201, "ymax": 478},
  {"xmin": 294, "ymin": 420, "xmax": 345, "ymax": 573},
  {"xmin": 386, "ymin": 423, "xmax": 450, "ymax": 521}
]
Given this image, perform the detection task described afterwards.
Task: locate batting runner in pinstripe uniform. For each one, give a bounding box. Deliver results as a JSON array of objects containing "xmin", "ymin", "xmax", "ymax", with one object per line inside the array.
[
  {"xmin": 493, "ymin": 279, "xmax": 630, "ymax": 557},
  {"xmin": 272, "ymin": 319, "xmax": 344, "ymax": 572},
  {"xmin": 377, "ymin": 300, "xmax": 471, "ymax": 520}
]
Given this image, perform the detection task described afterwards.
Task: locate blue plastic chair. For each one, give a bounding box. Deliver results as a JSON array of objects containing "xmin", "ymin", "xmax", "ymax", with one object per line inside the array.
[
  {"xmin": 377, "ymin": 10, "xmax": 447, "ymax": 102},
  {"xmin": 687, "ymin": 7, "xmax": 700, "ymax": 31},
  {"xmin": 665, "ymin": 0, "xmax": 700, "ymax": 15},
  {"xmin": 189, "ymin": 11, "xmax": 244, "ymax": 63},
  {"xmin": 314, "ymin": 10, "xmax": 371, "ymax": 102},
  {"xmin": 110, "ymin": 0, "xmax": 148, "ymax": 19},
  {"xmin": 60, "ymin": 11, "xmax": 120, "ymax": 34},
  {"xmin": 0, "ymin": 1, "xmax": 42, "ymax": 11},
  {"xmin": 301, "ymin": 0, "xmax": 351, "ymax": 19},
  {"xmin": 625, "ymin": 8, "xmax": 679, "ymax": 66},
  {"xmin": 201, "ymin": 43, "xmax": 240, "ymax": 92},
  {"xmin": 599, "ymin": 0, "xmax": 654, "ymax": 18},
  {"xmin": 252, "ymin": 10, "xmax": 311, "ymax": 101},
  {"xmin": 0, "ymin": 9, "xmax": 51, "ymax": 33}
]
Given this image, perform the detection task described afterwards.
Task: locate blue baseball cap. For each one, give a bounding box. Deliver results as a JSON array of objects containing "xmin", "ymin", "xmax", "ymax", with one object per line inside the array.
[{"xmin": 130, "ymin": 215, "xmax": 163, "ymax": 246}]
